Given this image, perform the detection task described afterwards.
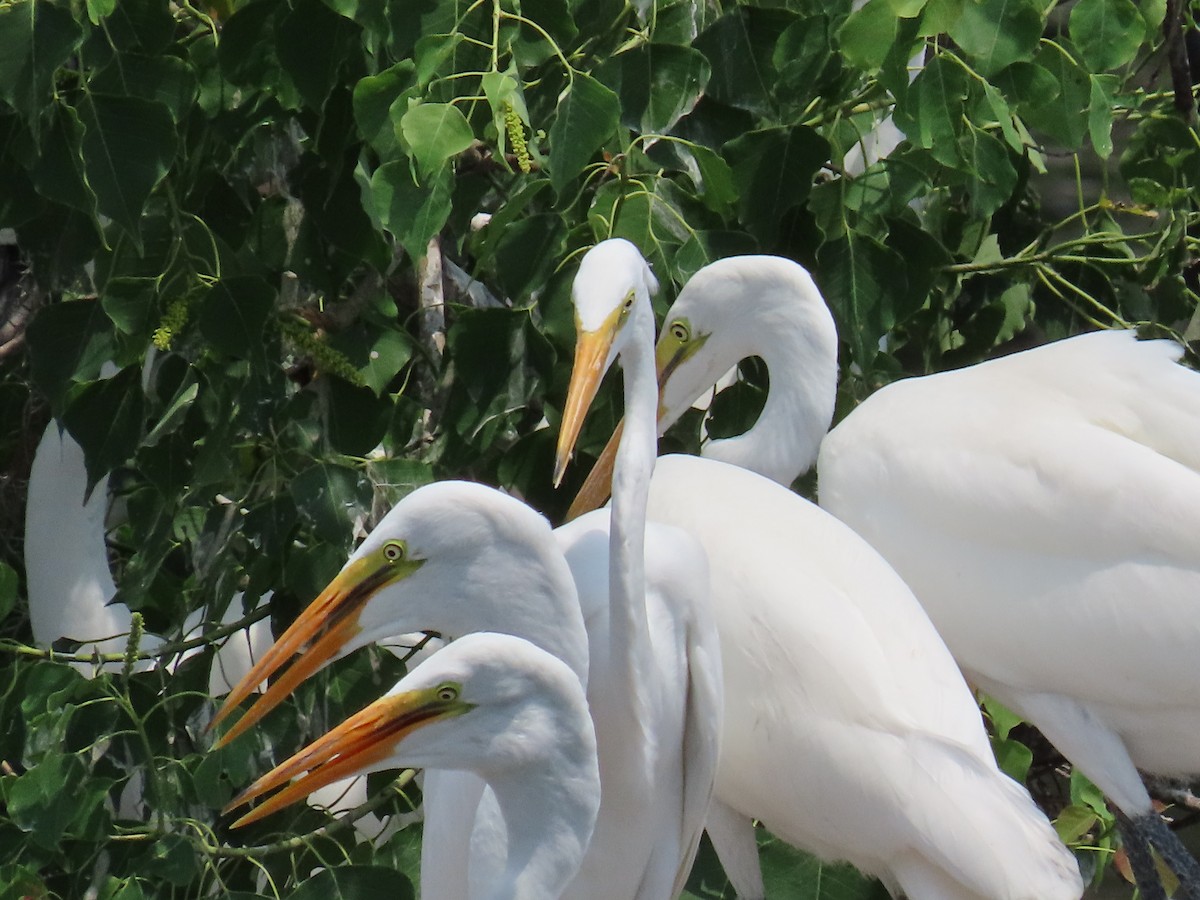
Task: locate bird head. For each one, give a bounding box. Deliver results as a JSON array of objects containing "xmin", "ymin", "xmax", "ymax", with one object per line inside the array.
[
  {"xmin": 224, "ymin": 633, "xmax": 591, "ymax": 828},
  {"xmin": 553, "ymin": 239, "xmax": 658, "ymax": 488},
  {"xmin": 209, "ymin": 481, "xmax": 563, "ymax": 747}
]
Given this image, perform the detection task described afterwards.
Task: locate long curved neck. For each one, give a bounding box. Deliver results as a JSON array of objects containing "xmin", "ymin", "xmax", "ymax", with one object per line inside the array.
[
  {"xmin": 609, "ymin": 309, "xmax": 658, "ymax": 686},
  {"xmin": 482, "ymin": 749, "xmax": 598, "ymax": 900},
  {"xmin": 701, "ymin": 299, "xmax": 838, "ymax": 486}
]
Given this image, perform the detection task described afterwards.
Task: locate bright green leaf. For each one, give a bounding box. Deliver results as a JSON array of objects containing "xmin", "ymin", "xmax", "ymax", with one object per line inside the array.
[
  {"xmin": 400, "ymin": 103, "xmax": 476, "ymax": 179},
  {"xmin": 948, "ymin": 0, "xmax": 1044, "ymax": 75},
  {"xmin": 839, "ymin": 0, "xmax": 899, "ymax": 72},
  {"xmin": 1070, "ymin": 0, "xmax": 1145, "ymax": 73},
  {"xmin": 1088, "ymin": 75, "xmax": 1117, "ymax": 158},
  {"xmin": 371, "ymin": 162, "xmax": 453, "ymax": 258},
  {"xmin": 1054, "ymin": 804, "xmax": 1100, "ymax": 844}
]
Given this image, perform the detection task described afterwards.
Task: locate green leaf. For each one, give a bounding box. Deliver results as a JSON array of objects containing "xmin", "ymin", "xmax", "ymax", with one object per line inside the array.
[
  {"xmin": 492, "ymin": 213, "xmax": 567, "ymax": 301},
  {"xmin": 1088, "ymin": 75, "xmax": 1117, "ymax": 158},
  {"xmin": 1054, "ymin": 804, "xmax": 1100, "ymax": 844},
  {"xmin": 88, "ymin": 53, "xmax": 199, "ymax": 122},
  {"xmin": 101, "ymin": 276, "xmax": 158, "ymax": 336},
  {"xmin": 371, "ymin": 162, "xmax": 453, "ymax": 258},
  {"xmin": 615, "ymin": 43, "xmax": 711, "ymax": 134},
  {"xmin": 198, "ymin": 277, "xmax": 274, "ymax": 357},
  {"xmin": 293, "ymin": 463, "xmax": 372, "ymax": 546},
  {"xmin": 325, "ymin": 377, "xmax": 390, "ymax": 456},
  {"xmin": 894, "ymin": 54, "xmax": 970, "ymax": 165},
  {"xmin": 399, "ymin": 102, "xmax": 476, "ymax": 179},
  {"xmin": 948, "ymin": 0, "xmax": 1043, "ymax": 75},
  {"xmin": 680, "ymin": 144, "xmax": 737, "ymax": 215},
  {"xmin": 0, "ymin": 1, "xmax": 83, "ymax": 137},
  {"xmin": 353, "ymin": 61, "xmax": 416, "ymax": 156},
  {"xmin": 26, "ymin": 300, "xmax": 116, "ymax": 412},
  {"xmin": 839, "ymin": 0, "xmax": 899, "ymax": 72},
  {"xmin": 548, "ymin": 72, "xmax": 620, "ymax": 195},
  {"xmin": 1069, "ymin": 0, "xmax": 1145, "ymax": 73},
  {"xmin": 1020, "ymin": 42, "xmax": 1091, "ymax": 149},
  {"xmin": 413, "ymin": 32, "xmax": 464, "ymax": 86},
  {"xmin": 7, "ymin": 752, "xmax": 87, "ymax": 850},
  {"xmin": 0, "ymin": 561, "xmax": 16, "ymax": 622},
  {"xmin": 817, "ymin": 234, "xmax": 911, "ymax": 368},
  {"xmin": 62, "ymin": 366, "xmax": 145, "ymax": 494},
  {"xmin": 991, "ymin": 735, "xmax": 1033, "ymax": 782},
  {"xmin": 724, "ymin": 125, "xmax": 829, "ymax": 245},
  {"xmin": 31, "ymin": 102, "xmax": 95, "ymax": 218},
  {"xmin": 694, "ymin": 7, "xmax": 797, "ymax": 115},
  {"xmin": 144, "ymin": 375, "xmax": 200, "ymax": 448},
  {"xmin": 276, "ymin": 0, "xmax": 361, "ymax": 109},
  {"xmin": 285, "ymin": 865, "xmax": 414, "ymax": 899},
  {"xmin": 78, "ymin": 94, "xmax": 177, "ymax": 243}
]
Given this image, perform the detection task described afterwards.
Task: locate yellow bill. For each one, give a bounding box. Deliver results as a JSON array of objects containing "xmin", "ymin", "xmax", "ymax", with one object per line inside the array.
[{"xmin": 553, "ymin": 307, "xmax": 623, "ymax": 488}]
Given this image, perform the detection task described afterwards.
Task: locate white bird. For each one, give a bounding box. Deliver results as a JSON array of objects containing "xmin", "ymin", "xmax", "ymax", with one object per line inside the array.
[
  {"xmin": 568, "ymin": 254, "xmax": 1083, "ymax": 900},
  {"xmin": 25, "ymin": 418, "xmax": 273, "ymax": 693},
  {"xmin": 225, "ymin": 632, "xmax": 601, "ymax": 900},
  {"xmin": 820, "ymin": 327, "xmax": 1200, "ymax": 899},
  {"xmin": 553, "ymin": 238, "xmax": 721, "ymax": 900}
]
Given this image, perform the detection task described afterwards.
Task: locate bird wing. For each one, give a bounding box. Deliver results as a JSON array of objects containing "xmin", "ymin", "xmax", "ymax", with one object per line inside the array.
[{"xmin": 819, "ymin": 332, "xmax": 1200, "ymax": 707}]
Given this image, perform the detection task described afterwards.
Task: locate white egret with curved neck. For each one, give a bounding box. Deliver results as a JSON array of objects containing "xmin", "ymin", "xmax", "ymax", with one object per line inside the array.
[
  {"xmin": 569, "ymin": 254, "xmax": 1083, "ymax": 900},
  {"xmin": 226, "ymin": 632, "xmax": 601, "ymax": 900},
  {"xmin": 552, "ymin": 238, "xmax": 722, "ymax": 900}
]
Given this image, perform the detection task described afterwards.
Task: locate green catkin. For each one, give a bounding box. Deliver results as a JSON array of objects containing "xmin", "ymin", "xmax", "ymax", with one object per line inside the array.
[
  {"xmin": 153, "ymin": 297, "xmax": 192, "ymax": 351},
  {"xmin": 123, "ymin": 612, "xmax": 144, "ymax": 679},
  {"xmin": 504, "ymin": 102, "xmax": 533, "ymax": 174},
  {"xmin": 278, "ymin": 315, "xmax": 363, "ymax": 384}
]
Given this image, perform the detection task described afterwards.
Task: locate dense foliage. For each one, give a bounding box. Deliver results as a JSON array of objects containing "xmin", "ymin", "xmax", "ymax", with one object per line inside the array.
[{"xmin": 0, "ymin": 0, "xmax": 1197, "ymax": 895}]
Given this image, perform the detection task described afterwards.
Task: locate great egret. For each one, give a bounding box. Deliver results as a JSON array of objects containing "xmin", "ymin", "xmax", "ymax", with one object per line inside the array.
[
  {"xmin": 820, "ymin": 328, "xmax": 1200, "ymax": 900},
  {"xmin": 25, "ymin": 418, "xmax": 273, "ymax": 694},
  {"xmin": 553, "ymin": 238, "xmax": 722, "ymax": 900},
  {"xmin": 226, "ymin": 631, "xmax": 601, "ymax": 900},
  {"xmin": 213, "ymin": 479, "xmax": 589, "ymax": 899},
  {"xmin": 568, "ymin": 254, "xmax": 1083, "ymax": 899}
]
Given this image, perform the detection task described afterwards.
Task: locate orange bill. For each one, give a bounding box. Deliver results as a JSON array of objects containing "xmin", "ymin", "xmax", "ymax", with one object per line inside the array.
[
  {"xmin": 554, "ymin": 305, "xmax": 626, "ymax": 488},
  {"xmin": 224, "ymin": 685, "xmax": 469, "ymax": 828},
  {"xmin": 210, "ymin": 551, "xmax": 418, "ymax": 748}
]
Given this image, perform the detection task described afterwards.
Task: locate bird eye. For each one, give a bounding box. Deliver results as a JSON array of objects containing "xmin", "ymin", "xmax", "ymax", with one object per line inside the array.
[
  {"xmin": 622, "ymin": 291, "xmax": 636, "ymax": 311},
  {"xmin": 436, "ymin": 684, "xmax": 459, "ymax": 702},
  {"xmin": 383, "ymin": 541, "xmax": 406, "ymax": 563},
  {"xmin": 669, "ymin": 321, "xmax": 689, "ymax": 342}
]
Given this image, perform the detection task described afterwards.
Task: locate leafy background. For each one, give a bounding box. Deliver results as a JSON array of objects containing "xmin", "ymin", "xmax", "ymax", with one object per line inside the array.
[{"xmin": 0, "ymin": 0, "xmax": 1198, "ymax": 896}]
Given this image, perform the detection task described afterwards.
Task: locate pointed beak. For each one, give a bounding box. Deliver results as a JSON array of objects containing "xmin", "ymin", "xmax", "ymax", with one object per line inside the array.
[
  {"xmin": 224, "ymin": 687, "xmax": 469, "ymax": 828},
  {"xmin": 554, "ymin": 316, "xmax": 619, "ymax": 488},
  {"xmin": 210, "ymin": 554, "xmax": 417, "ymax": 748},
  {"xmin": 565, "ymin": 330, "xmax": 684, "ymax": 521}
]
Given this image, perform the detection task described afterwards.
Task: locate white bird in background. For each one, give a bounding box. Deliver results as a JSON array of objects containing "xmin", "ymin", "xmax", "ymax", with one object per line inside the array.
[
  {"xmin": 568, "ymin": 254, "xmax": 1083, "ymax": 900},
  {"xmin": 820, "ymin": 329, "xmax": 1200, "ymax": 900},
  {"xmin": 553, "ymin": 238, "xmax": 721, "ymax": 900},
  {"xmin": 25, "ymin": 418, "xmax": 272, "ymax": 693},
  {"xmin": 225, "ymin": 632, "xmax": 601, "ymax": 900}
]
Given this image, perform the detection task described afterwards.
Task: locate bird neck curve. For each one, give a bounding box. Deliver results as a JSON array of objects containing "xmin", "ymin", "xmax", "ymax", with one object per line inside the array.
[
  {"xmin": 478, "ymin": 735, "xmax": 599, "ymax": 900},
  {"xmin": 700, "ymin": 284, "xmax": 838, "ymax": 486},
  {"xmin": 609, "ymin": 305, "xmax": 657, "ymax": 685}
]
